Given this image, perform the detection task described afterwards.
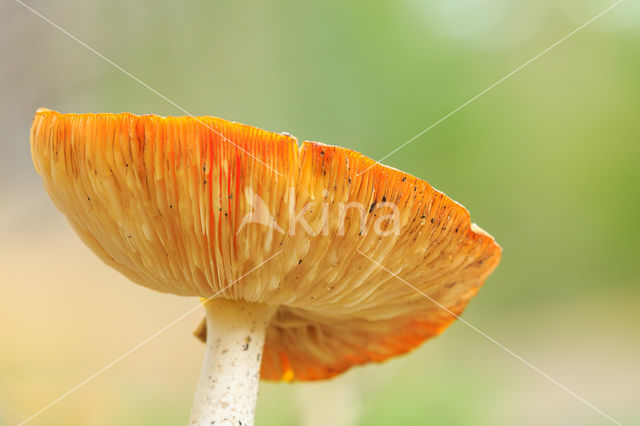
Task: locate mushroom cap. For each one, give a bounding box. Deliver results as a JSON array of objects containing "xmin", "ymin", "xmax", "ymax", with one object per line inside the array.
[{"xmin": 31, "ymin": 108, "xmax": 501, "ymax": 381}]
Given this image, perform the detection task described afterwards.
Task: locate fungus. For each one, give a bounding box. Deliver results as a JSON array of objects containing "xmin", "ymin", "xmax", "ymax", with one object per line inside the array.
[{"xmin": 31, "ymin": 109, "xmax": 501, "ymax": 425}]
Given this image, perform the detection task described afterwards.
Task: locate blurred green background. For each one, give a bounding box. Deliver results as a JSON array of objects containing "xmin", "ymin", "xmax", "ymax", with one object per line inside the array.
[{"xmin": 1, "ymin": 0, "xmax": 639, "ymax": 425}]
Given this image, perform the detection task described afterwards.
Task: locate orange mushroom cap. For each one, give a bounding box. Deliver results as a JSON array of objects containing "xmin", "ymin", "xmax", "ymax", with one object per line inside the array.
[{"xmin": 31, "ymin": 108, "xmax": 501, "ymax": 381}]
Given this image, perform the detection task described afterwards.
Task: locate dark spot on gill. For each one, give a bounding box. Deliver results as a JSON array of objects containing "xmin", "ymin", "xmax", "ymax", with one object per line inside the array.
[{"xmin": 242, "ymin": 336, "xmax": 251, "ymax": 351}]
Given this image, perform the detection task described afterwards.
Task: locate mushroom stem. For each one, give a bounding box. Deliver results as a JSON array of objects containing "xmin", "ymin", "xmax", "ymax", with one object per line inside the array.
[{"xmin": 189, "ymin": 298, "xmax": 276, "ymax": 426}]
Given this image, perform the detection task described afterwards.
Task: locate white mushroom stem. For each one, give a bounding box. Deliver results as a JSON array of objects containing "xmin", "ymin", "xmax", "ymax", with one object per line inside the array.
[{"xmin": 189, "ymin": 298, "xmax": 277, "ymax": 426}]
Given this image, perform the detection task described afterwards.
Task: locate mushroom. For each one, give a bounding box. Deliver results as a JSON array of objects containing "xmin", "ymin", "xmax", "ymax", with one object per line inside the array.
[{"xmin": 30, "ymin": 108, "xmax": 501, "ymax": 425}]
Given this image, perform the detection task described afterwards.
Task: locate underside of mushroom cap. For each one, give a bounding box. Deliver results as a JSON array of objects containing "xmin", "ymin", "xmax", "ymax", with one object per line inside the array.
[{"xmin": 31, "ymin": 108, "xmax": 501, "ymax": 381}]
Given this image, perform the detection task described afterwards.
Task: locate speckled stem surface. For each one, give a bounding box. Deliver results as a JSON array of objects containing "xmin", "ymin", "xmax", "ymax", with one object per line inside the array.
[{"xmin": 189, "ymin": 298, "xmax": 276, "ymax": 426}]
